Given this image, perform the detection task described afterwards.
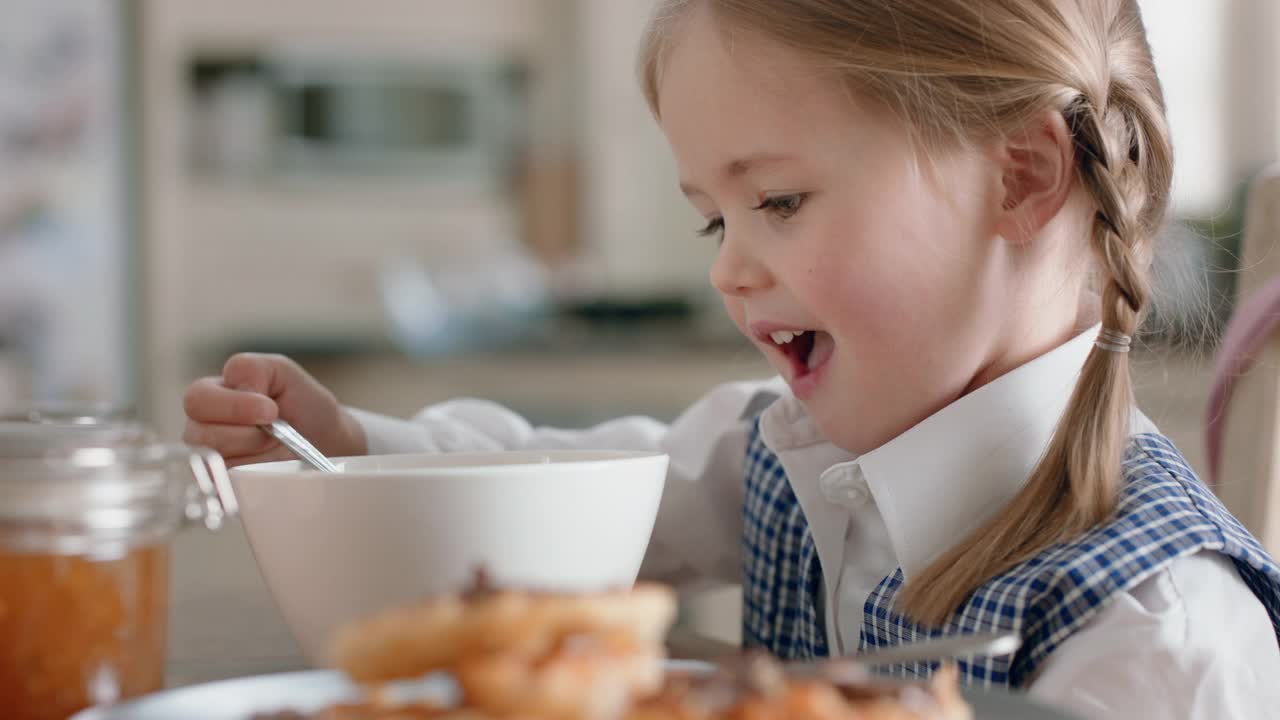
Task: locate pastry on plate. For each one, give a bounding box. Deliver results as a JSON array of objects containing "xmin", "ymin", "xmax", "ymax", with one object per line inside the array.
[{"xmin": 257, "ymin": 576, "xmax": 970, "ymax": 720}]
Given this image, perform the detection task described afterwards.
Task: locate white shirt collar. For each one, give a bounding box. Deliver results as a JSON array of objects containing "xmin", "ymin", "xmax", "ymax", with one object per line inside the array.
[
  {"xmin": 760, "ymin": 324, "xmax": 1101, "ymax": 582},
  {"xmin": 860, "ymin": 325, "xmax": 1100, "ymax": 581}
]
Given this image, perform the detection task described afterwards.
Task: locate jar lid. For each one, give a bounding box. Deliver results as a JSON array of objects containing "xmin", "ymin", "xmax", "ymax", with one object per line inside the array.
[
  {"xmin": 0, "ymin": 416, "xmax": 155, "ymax": 459},
  {"xmin": 0, "ymin": 416, "xmax": 235, "ymax": 556}
]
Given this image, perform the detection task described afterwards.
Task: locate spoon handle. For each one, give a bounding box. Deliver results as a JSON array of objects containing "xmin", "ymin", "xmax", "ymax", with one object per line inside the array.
[
  {"xmin": 260, "ymin": 419, "xmax": 342, "ymax": 473},
  {"xmin": 785, "ymin": 631, "xmax": 1021, "ymax": 683},
  {"xmin": 842, "ymin": 630, "xmax": 1020, "ymax": 667}
]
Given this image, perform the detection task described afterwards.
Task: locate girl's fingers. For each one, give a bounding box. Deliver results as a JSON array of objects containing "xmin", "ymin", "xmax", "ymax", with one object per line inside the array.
[
  {"xmin": 182, "ymin": 421, "xmax": 278, "ymax": 460},
  {"xmin": 183, "ymin": 376, "xmax": 278, "ymax": 426}
]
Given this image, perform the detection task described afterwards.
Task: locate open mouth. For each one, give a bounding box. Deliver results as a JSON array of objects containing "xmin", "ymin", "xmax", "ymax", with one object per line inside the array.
[{"xmin": 766, "ymin": 329, "xmax": 832, "ymax": 378}]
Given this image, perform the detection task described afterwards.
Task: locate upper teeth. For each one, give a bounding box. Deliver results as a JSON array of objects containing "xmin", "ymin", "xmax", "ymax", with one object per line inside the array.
[{"xmin": 771, "ymin": 330, "xmax": 803, "ymax": 345}]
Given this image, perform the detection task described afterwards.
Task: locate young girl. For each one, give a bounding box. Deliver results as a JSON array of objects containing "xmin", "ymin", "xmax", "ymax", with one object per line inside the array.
[{"xmin": 184, "ymin": 1, "xmax": 1280, "ymax": 717}]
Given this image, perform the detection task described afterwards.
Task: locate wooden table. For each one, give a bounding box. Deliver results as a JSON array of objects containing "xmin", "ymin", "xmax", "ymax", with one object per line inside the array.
[{"xmin": 165, "ymin": 519, "xmax": 307, "ymax": 687}]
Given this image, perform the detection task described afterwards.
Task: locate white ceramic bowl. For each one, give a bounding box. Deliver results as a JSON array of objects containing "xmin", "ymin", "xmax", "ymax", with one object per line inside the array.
[{"xmin": 229, "ymin": 450, "xmax": 668, "ymax": 665}]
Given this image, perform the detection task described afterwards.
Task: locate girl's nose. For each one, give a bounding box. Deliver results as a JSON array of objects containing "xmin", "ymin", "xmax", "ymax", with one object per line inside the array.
[{"xmin": 710, "ymin": 231, "xmax": 773, "ymax": 297}]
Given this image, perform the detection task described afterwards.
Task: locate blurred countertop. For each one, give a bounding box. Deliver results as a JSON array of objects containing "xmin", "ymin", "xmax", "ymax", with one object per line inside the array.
[
  {"xmin": 166, "ymin": 518, "xmax": 307, "ymax": 687},
  {"xmin": 196, "ymin": 313, "xmax": 774, "ymax": 427}
]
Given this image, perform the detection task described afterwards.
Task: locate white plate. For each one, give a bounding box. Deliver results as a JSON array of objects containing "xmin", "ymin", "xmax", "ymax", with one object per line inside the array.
[{"xmin": 72, "ymin": 663, "xmax": 1079, "ymax": 720}]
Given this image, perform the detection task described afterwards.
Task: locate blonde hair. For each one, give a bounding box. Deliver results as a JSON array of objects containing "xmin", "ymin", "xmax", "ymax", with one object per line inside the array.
[{"xmin": 640, "ymin": 0, "xmax": 1174, "ymax": 625}]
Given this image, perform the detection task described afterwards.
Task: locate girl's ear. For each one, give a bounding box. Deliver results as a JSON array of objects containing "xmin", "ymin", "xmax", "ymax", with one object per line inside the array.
[{"xmin": 994, "ymin": 110, "xmax": 1076, "ymax": 245}]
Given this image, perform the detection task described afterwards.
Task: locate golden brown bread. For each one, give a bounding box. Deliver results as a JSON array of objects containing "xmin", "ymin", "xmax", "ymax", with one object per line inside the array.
[
  {"xmin": 261, "ymin": 582, "xmax": 972, "ymax": 720},
  {"xmin": 332, "ymin": 583, "xmax": 677, "ymax": 685}
]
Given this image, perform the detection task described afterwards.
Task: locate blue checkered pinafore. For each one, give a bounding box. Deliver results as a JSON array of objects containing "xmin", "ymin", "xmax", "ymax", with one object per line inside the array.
[{"xmin": 741, "ymin": 420, "xmax": 1280, "ymax": 688}]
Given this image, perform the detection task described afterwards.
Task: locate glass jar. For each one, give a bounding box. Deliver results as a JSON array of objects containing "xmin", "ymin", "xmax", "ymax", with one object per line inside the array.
[{"xmin": 0, "ymin": 414, "xmax": 236, "ymax": 720}]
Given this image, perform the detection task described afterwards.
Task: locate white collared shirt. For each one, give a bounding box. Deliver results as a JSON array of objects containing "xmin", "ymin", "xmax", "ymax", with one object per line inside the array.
[{"xmin": 351, "ymin": 329, "xmax": 1280, "ymax": 719}]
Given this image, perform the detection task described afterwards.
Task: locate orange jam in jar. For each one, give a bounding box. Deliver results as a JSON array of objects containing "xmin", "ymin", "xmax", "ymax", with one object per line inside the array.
[
  {"xmin": 0, "ymin": 547, "xmax": 170, "ymax": 720},
  {"xmin": 0, "ymin": 415, "xmax": 234, "ymax": 720}
]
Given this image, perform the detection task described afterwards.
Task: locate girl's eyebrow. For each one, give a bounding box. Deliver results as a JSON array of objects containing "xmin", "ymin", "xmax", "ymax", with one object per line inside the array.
[
  {"xmin": 725, "ymin": 152, "xmax": 793, "ymax": 177},
  {"xmin": 680, "ymin": 152, "xmax": 796, "ymax": 198}
]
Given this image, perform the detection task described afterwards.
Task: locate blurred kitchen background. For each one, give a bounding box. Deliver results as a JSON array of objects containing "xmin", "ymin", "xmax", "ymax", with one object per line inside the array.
[
  {"xmin": 0, "ymin": 0, "xmax": 1276, "ymax": 445},
  {"xmin": 0, "ymin": 0, "xmax": 769, "ymax": 435},
  {"xmin": 1, "ymin": 0, "xmax": 1278, "ymax": 668}
]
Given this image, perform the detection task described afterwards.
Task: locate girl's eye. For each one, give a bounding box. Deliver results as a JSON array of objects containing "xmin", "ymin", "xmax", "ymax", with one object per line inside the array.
[
  {"xmin": 753, "ymin": 193, "xmax": 808, "ymax": 219},
  {"xmin": 697, "ymin": 217, "xmax": 725, "ymax": 240}
]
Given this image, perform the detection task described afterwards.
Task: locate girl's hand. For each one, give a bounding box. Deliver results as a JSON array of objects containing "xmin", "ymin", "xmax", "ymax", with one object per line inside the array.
[{"xmin": 182, "ymin": 353, "xmax": 367, "ymax": 466}]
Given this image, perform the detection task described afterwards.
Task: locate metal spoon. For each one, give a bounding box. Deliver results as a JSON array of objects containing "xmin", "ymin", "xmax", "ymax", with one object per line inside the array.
[
  {"xmin": 259, "ymin": 419, "xmax": 342, "ymax": 473},
  {"xmin": 785, "ymin": 630, "xmax": 1021, "ymax": 682},
  {"xmin": 668, "ymin": 630, "xmax": 1021, "ymax": 694}
]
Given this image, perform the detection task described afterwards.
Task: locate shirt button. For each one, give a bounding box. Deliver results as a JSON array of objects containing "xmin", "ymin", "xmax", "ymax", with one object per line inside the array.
[
  {"xmin": 841, "ymin": 485, "xmax": 868, "ymax": 505},
  {"xmin": 821, "ymin": 469, "xmax": 869, "ymax": 507}
]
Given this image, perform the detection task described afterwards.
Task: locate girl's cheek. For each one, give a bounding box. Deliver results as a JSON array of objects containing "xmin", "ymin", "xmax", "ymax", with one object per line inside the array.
[{"xmin": 820, "ymin": 264, "xmax": 909, "ymax": 335}]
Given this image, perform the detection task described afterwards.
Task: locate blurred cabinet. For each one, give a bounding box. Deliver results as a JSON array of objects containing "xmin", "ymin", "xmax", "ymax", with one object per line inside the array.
[
  {"xmin": 1137, "ymin": 0, "xmax": 1280, "ymax": 214},
  {"xmin": 573, "ymin": 1, "xmax": 713, "ymax": 300},
  {"xmin": 304, "ymin": 348, "xmax": 770, "ymax": 427},
  {"xmin": 138, "ymin": 0, "xmax": 734, "ymax": 433},
  {"xmin": 138, "ymin": 0, "xmax": 568, "ymax": 432}
]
